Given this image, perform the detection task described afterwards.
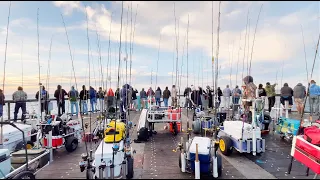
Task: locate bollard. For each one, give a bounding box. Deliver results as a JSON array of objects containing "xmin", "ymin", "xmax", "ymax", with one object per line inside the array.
[{"xmin": 195, "ymin": 143, "xmax": 200, "ymax": 179}]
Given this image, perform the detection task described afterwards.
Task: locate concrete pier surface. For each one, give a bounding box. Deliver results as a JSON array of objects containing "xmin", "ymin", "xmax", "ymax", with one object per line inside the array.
[{"xmin": 35, "ymin": 109, "xmax": 319, "ymax": 179}]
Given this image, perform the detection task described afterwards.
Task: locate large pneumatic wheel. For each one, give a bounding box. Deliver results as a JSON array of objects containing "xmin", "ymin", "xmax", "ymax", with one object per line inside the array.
[
  {"xmin": 126, "ymin": 156, "xmax": 134, "ymax": 179},
  {"xmin": 192, "ymin": 120, "xmax": 201, "ymax": 134},
  {"xmin": 12, "ymin": 171, "xmax": 35, "ymax": 179},
  {"xmin": 65, "ymin": 136, "xmax": 79, "ymax": 152},
  {"xmin": 219, "ymin": 136, "xmax": 233, "ymax": 156}
]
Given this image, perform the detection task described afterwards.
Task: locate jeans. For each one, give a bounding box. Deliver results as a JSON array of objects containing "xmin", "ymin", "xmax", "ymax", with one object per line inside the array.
[
  {"xmin": 223, "ymin": 96, "xmax": 230, "ymax": 109},
  {"xmin": 280, "ymin": 96, "xmax": 293, "ymax": 106},
  {"xmin": 0, "ymin": 104, "xmax": 3, "ymax": 117},
  {"xmin": 14, "ymin": 102, "xmax": 26, "ymax": 121},
  {"xmin": 70, "ymin": 101, "xmax": 79, "ymax": 116},
  {"xmin": 57, "ymin": 101, "xmax": 65, "ymax": 116},
  {"xmin": 98, "ymin": 98, "xmax": 104, "ymax": 111},
  {"xmin": 81, "ymin": 100, "xmax": 88, "ymax": 114},
  {"xmin": 309, "ymin": 96, "xmax": 319, "ymax": 116},
  {"xmin": 233, "ymin": 97, "xmax": 240, "ymax": 105},
  {"xmin": 156, "ymin": 98, "xmax": 161, "ymax": 106},
  {"xmin": 163, "ymin": 98, "xmax": 169, "ymax": 107},
  {"xmin": 90, "ymin": 98, "xmax": 97, "ymax": 112},
  {"xmin": 268, "ymin": 96, "xmax": 276, "ymax": 112}
]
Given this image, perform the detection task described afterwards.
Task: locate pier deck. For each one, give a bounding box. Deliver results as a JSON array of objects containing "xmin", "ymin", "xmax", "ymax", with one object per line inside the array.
[{"xmin": 36, "ymin": 109, "xmax": 319, "ymax": 179}]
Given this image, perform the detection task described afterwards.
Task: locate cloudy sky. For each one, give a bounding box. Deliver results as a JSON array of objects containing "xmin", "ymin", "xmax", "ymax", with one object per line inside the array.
[{"xmin": 0, "ymin": 1, "xmax": 319, "ymax": 95}]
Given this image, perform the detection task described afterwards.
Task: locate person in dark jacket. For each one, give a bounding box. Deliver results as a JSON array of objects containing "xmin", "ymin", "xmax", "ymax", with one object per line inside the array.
[
  {"xmin": 280, "ymin": 83, "xmax": 293, "ymax": 112},
  {"xmin": 163, "ymin": 87, "xmax": 171, "ymax": 107},
  {"xmin": 258, "ymin": 84, "xmax": 267, "ymax": 97},
  {"xmin": 131, "ymin": 88, "xmax": 138, "ymax": 110},
  {"xmin": 54, "ymin": 85, "xmax": 67, "ymax": 116},
  {"xmin": 140, "ymin": 88, "xmax": 147, "ymax": 110},
  {"xmin": 12, "ymin": 86, "xmax": 28, "ymax": 122},
  {"xmin": 155, "ymin": 87, "xmax": 162, "ymax": 106},
  {"xmin": 206, "ymin": 86, "xmax": 214, "ymax": 109},
  {"xmin": 79, "ymin": 85, "xmax": 89, "ymax": 115},
  {"xmin": 89, "ymin": 86, "xmax": 97, "ymax": 113},
  {"xmin": 191, "ymin": 87, "xmax": 202, "ymax": 109},
  {"xmin": 217, "ymin": 87, "xmax": 223, "ymax": 107},
  {"xmin": 120, "ymin": 84, "xmax": 131, "ymax": 118},
  {"xmin": 68, "ymin": 86, "xmax": 79, "ymax": 116},
  {"xmin": 0, "ymin": 89, "xmax": 4, "ymax": 117},
  {"xmin": 97, "ymin": 87, "xmax": 104, "ymax": 112},
  {"xmin": 184, "ymin": 86, "xmax": 192, "ymax": 109},
  {"xmin": 35, "ymin": 86, "xmax": 49, "ymax": 114},
  {"xmin": 115, "ymin": 88, "xmax": 120, "ymax": 109}
]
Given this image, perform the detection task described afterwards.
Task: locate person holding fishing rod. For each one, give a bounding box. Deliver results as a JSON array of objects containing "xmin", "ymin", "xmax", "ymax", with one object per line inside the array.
[
  {"xmin": 35, "ymin": 86, "xmax": 49, "ymax": 114},
  {"xmin": 265, "ymin": 82, "xmax": 277, "ymax": 112},
  {"xmin": 54, "ymin": 85, "xmax": 68, "ymax": 116}
]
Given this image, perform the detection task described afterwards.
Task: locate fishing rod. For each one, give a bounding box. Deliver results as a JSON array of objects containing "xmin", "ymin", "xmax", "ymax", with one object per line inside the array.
[
  {"xmin": 46, "ymin": 35, "xmax": 54, "ymax": 96},
  {"xmin": 186, "ymin": 14, "xmax": 190, "ymax": 139},
  {"xmin": 21, "ymin": 39, "xmax": 24, "ymax": 87},
  {"xmin": 155, "ymin": 34, "xmax": 162, "ymax": 91},
  {"xmin": 241, "ymin": 10, "xmax": 249, "ymax": 82},
  {"xmin": 249, "ymin": 4, "xmax": 263, "ymax": 75},
  {"xmin": 130, "ymin": 4, "xmax": 138, "ymax": 86},
  {"xmin": 301, "ymin": 25, "xmax": 309, "ymax": 85},
  {"xmin": 107, "ymin": 12, "xmax": 113, "ymax": 89},
  {"xmin": 235, "ymin": 33, "xmax": 242, "ymax": 87},
  {"xmin": 246, "ymin": 19, "xmax": 250, "ymax": 76},
  {"xmin": 1, "ymin": 1, "xmax": 11, "ymax": 145}
]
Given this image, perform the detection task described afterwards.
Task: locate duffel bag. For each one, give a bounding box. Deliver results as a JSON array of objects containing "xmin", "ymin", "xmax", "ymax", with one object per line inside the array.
[{"xmin": 304, "ymin": 126, "xmax": 320, "ymax": 146}]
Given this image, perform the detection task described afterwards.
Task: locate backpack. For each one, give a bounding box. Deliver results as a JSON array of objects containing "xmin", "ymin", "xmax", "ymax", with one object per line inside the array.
[
  {"xmin": 90, "ymin": 89, "xmax": 96, "ymax": 98},
  {"xmin": 304, "ymin": 126, "xmax": 320, "ymax": 146}
]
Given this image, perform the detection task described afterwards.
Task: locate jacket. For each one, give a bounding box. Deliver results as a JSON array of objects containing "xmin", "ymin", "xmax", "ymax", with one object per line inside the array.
[
  {"xmin": 13, "ymin": 90, "xmax": 28, "ymax": 102},
  {"xmin": 155, "ymin": 90, "xmax": 162, "ymax": 99},
  {"xmin": 309, "ymin": 83, "xmax": 320, "ymax": 96},
  {"xmin": 89, "ymin": 88, "xmax": 97, "ymax": 99},
  {"xmin": 232, "ymin": 88, "xmax": 241, "ymax": 98},
  {"xmin": 293, "ymin": 83, "xmax": 306, "ymax": 99},
  {"xmin": 258, "ymin": 88, "xmax": 267, "ymax": 97},
  {"xmin": 163, "ymin": 89, "xmax": 171, "ymax": 99},
  {"xmin": 54, "ymin": 88, "xmax": 67, "ymax": 102},
  {"xmin": 265, "ymin": 84, "xmax": 276, "ymax": 97},
  {"xmin": 140, "ymin": 90, "xmax": 147, "ymax": 99},
  {"xmin": 97, "ymin": 90, "xmax": 104, "ymax": 99},
  {"xmin": 132, "ymin": 89, "xmax": 138, "ymax": 100},
  {"xmin": 171, "ymin": 87, "xmax": 178, "ymax": 98},
  {"xmin": 0, "ymin": 92, "xmax": 4, "ymax": 105},
  {"xmin": 79, "ymin": 89, "xmax": 89, "ymax": 101},
  {"xmin": 280, "ymin": 83, "xmax": 293, "ymax": 97},
  {"xmin": 147, "ymin": 89, "xmax": 155, "ymax": 97},
  {"xmin": 68, "ymin": 89, "xmax": 79, "ymax": 102},
  {"xmin": 36, "ymin": 90, "xmax": 49, "ymax": 103},
  {"xmin": 243, "ymin": 83, "xmax": 257, "ymax": 99},
  {"xmin": 223, "ymin": 88, "xmax": 231, "ymax": 97}
]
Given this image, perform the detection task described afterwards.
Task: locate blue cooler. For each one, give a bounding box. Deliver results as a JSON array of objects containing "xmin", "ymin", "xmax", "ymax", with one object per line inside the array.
[
  {"xmin": 189, "ymin": 137, "xmax": 212, "ymax": 173},
  {"xmin": 276, "ymin": 117, "xmax": 300, "ymax": 136}
]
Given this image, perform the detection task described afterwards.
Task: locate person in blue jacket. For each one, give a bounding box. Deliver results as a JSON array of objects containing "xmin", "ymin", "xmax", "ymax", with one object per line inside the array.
[
  {"xmin": 89, "ymin": 86, "xmax": 97, "ymax": 113},
  {"xmin": 309, "ymin": 80, "xmax": 320, "ymax": 116}
]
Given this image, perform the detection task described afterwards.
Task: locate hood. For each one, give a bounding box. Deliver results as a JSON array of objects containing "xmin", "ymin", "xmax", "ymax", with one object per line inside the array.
[
  {"xmin": 297, "ymin": 83, "xmax": 303, "ymax": 86},
  {"xmin": 284, "ymin": 83, "xmax": 288, "ymax": 87},
  {"xmin": 310, "ymin": 83, "xmax": 316, "ymax": 88}
]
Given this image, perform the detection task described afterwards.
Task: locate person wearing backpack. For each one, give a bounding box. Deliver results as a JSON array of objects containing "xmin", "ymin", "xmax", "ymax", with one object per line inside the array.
[
  {"xmin": 232, "ymin": 85, "xmax": 242, "ymax": 105},
  {"xmin": 89, "ymin": 86, "xmax": 97, "ymax": 113},
  {"xmin": 68, "ymin": 86, "xmax": 79, "ymax": 116}
]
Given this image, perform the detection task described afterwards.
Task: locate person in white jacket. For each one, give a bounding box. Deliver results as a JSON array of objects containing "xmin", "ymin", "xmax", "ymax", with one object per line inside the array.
[
  {"xmin": 223, "ymin": 85, "xmax": 231, "ymax": 109},
  {"xmin": 171, "ymin": 85, "xmax": 178, "ymax": 108}
]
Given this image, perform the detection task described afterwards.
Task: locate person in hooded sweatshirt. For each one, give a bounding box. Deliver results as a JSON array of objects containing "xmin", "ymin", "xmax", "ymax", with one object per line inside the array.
[
  {"xmin": 293, "ymin": 83, "xmax": 306, "ymax": 115},
  {"xmin": 89, "ymin": 86, "xmax": 97, "ymax": 113},
  {"xmin": 131, "ymin": 88, "xmax": 138, "ymax": 110},
  {"xmin": 0, "ymin": 89, "xmax": 5, "ymax": 117},
  {"xmin": 280, "ymin": 83, "xmax": 293, "ymax": 112},
  {"xmin": 79, "ymin": 85, "xmax": 89, "ymax": 115},
  {"xmin": 265, "ymin": 82, "xmax": 277, "ymax": 112},
  {"xmin": 223, "ymin": 85, "xmax": 232, "ymax": 109},
  {"xmin": 309, "ymin": 80, "xmax": 320, "ymax": 116},
  {"xmin": 13, "ymin": 86, "xmax": 28, "ymax": 122},
  {"xmin": 207, "ymin": 86, "xmax": 214, "ymax": 109},
  {"xmin": 35, "ymin": 86, "xmax": 49, "ymax": 114},
  {"xmin": 54, "ymin": 85, "xmax": 68, "ymax": 116},
  {"xmin": 232, "ymin": 85, "xmax": 242, "ymax": 105},
  {"xmin": 120, "ymin": 84, "xmax": 131, "ymax": 118},
  {"xmin": 163, "ymin": 87, "xmax": 171, "ymax": 107},
  {"xmin": 68, "ymin": 86, "xmax": 79, "ymax": 116},
  {"xmin": 217, "ymin": 87, "xmax": 223, "ymax": 107},
  {"xmin": 140, "ymin": 88, "xmax": 147, "ymax": 110},
  {"xmin": 106, "ymin": 88, "xmax": 115, "ymax": 110},
  {"xmin": 171, "ymin": 85, "xmax": 178, "ymax": 108},
  {"xmin": 155, "ymin": 87, "xmax": 162, "ymax": 106}
]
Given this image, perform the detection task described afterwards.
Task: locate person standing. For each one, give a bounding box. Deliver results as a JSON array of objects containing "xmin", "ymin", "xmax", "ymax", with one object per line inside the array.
[
  {"xmin": 265, "ymin": 82, "xmax": 277, "ymax": 112},
  {"xmin": 115, "ymin": 88, "xmax": 121, "ymax": 109},
  {"xmin": 97, "ymin": 87, "xmax": 105, "ymax": 112},
  {"xmin": 155, "ymin": 87, "xmax": 162, "ymax": 106},
  {"xmin": 293, "ymin": 83, "xmax": 306, "ymax": 115},
  {"xmin": 309, "ymin": 80, "xmax": 320, "ymax": 116},
  {"xmin": 280, "ymin": 83, "xmax": 293, "ymax": 112},
  {"xmin": 163, "ymin": 87, "xmax": 171, "ymax": 107},
  {"xmin": 106, "ymin": 88, "xmax": 114, "ymax": 110},
  {"xmin": 131, "ymin": 88, "xmax": 138, "ymax": 110},
  {"xmin": 217, "ymin": 87, "xmax": 223, "ymax": 107},
  {"xmin": 207, "ymin": 86, "xmax": 214, "ymax": 109},
  {"xmin": 35, "ymin": 86, "xmax": 49, "ymax": 114},
  {"xmin": 223, "ymin": 85, "xmax": 231, "ymax": 109},
  {"xmin": 68, "ymin": 86, "xmax": 79, "ymax": 116},
  {"xmin": 232, "ymin": 85, "xmax": 241, "ymax": 105},
  {"xmin": 89, "ymin": 86, "xmax": 97, "ymax": 113},
  {"xmin": 171, "ymin": 85, "xmax": 178, "ymax": 108},
  {"xmin": 258, "ymin": 84, "xmax": 267, "ymax": 97},
  {"xmin": 140, "ymin": 88, "xmax": 147, "ymax": 110},
  {"xmin": 80, "ymin": 85, "xmax": 89, "ymax": 115},
  {"xmin": 12, "ymin": 86, "xmax": 27, "ymax": 122},
  {"xmin": 54, "ymin": 85, "xmax": 68, "ymax": 116},
  {"xmin": 0, "ymin": 89, "xmax": 5, "ymax": 117}
]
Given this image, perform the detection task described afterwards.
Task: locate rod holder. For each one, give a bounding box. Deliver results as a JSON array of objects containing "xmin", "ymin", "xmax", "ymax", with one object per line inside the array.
[{"xmin": 195, "ymin": 143, "xmax": 200, "ymax": 179}]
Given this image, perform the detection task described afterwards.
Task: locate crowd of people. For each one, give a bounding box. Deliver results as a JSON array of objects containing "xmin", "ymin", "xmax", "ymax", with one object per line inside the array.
[{"xmin": 0, "ymin": 79, "xmax": 319, "ymax": 122}]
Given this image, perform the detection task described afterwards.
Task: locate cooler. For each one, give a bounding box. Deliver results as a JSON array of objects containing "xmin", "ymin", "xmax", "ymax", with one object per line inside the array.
[
  {"xmin": 43, "ymin": 136, "xmax": 64, "ymax": 148},
  {"xmin": 292, "ymin": 135, "xmax": 320, "ymax": 174},
  {"xmin": 189, "ymin": 137, "xmax": 212, "ymax": 173},
  {"xmin": 0, "ymin": 149, "xmax": 11, "ymax": 178},
  {"xmin": 167, "ymin": 108, "xmax": 181, "ymax": 120},
  {"xmin": 0, "ymin": 124, "xmax": 33, "ymax": 152},
  {"xmin": 276, "ymin": 117, "xmax": 300, "ymax": 136}
]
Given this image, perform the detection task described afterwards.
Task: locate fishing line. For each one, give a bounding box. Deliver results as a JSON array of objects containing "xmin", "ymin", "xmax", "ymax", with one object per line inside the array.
[
  {"xmin": 107, "ymin": 12, "xmax": 113, "ymax": 89},
  {"xmin": 156, "ymin": 34, "xmax": 162, "ymax": 90},
  {"xmin": 213, "ymin": 1, "xmax": 221, "ymax": 117},
  {"xmin": 241, "ymin": 10, "xmax": 249, "ymax": 82},
  {"xmin": 130, "ymin": 4, "xmax": 139, "ymax": 86},
  {"xmin": 21, "ymin": 39, "xmax": 24, "ymax": 87}
]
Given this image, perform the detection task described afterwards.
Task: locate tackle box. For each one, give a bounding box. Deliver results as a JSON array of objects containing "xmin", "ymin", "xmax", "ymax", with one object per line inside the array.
[{"xmin": 276, "ymin": 117, "xmax": 300, "ymax": 136}]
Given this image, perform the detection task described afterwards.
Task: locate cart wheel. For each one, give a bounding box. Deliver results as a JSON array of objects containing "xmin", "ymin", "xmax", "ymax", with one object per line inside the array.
[
  {"xmin": 65, "ymin": 136, "xmax": 78, "ymax": 152},
  {"xmin": 219, "ymin": 136, "xmax": 233, "ymax": 156},
  {"xmin": 12, "ymin": 171, "xmax": 35, "ymax": 179},
  {"xmin": 126, "ymin": 156, "xmax": 134, "ymax": 179}
]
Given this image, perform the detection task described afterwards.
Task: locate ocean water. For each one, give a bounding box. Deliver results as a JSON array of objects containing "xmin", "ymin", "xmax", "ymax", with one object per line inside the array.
[{"xmin": 1, "ymin": 95, "xmax": 311, "ymax": 120}]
